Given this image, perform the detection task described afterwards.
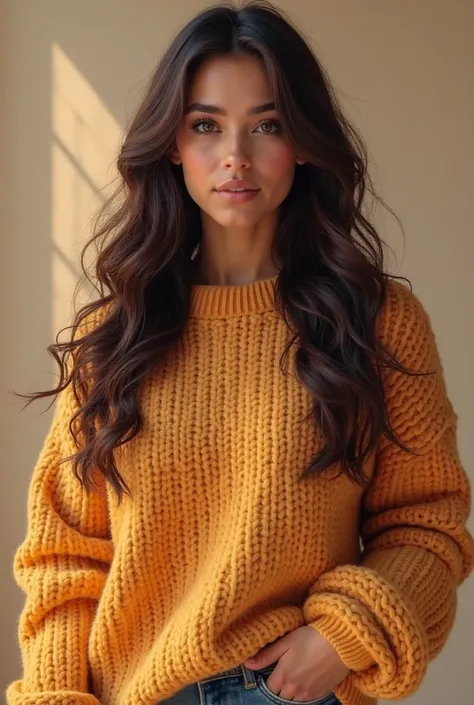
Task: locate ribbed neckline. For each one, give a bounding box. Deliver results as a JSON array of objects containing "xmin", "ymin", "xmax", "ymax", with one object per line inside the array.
[{"xmin": 190, "ymin": 274, "xmax": 278, "ymax": 318}]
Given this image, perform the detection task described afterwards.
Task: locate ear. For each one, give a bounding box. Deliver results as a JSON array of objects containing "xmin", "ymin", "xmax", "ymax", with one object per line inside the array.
[{"xmin": 169, "ymin": 146, "xmax": 182, "ymax": 165}]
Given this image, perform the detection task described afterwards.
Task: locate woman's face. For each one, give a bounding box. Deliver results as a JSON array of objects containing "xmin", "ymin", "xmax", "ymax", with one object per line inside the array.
[{"xmin": 172, "ymin": 53, "xmax": 303, "ymax": 229}]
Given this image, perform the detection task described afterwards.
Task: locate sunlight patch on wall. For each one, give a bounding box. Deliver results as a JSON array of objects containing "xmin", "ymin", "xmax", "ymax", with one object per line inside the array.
[{"xmin": 51, "ymin": 42, "xmax": 122, "ymax": 336}]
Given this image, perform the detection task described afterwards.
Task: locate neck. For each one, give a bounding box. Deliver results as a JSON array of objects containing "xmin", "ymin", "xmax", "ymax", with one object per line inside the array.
[{"xmin": 193, "ymin": 212, "xmax": 281, "ymax": 286}]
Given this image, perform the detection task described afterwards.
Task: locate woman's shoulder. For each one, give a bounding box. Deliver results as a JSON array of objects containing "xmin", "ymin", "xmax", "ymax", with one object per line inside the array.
[
  {"xmin": 74, "ymin": 300, "xmax": 113, "ymax": 339},
  {"xmin": 376, "ymin": 277, "xmax": 435, "ymax": 362}
]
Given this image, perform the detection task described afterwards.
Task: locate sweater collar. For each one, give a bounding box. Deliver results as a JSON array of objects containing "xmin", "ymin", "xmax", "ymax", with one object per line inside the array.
[{"xmin": 189, "ymin": 274, "xmax": 278, "ymax": 318}]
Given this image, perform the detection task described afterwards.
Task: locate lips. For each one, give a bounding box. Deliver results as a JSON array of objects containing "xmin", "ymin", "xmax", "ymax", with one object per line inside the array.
[{"xmin": 215, "ymin": 179, "xmax": 260, "ymax": 192}]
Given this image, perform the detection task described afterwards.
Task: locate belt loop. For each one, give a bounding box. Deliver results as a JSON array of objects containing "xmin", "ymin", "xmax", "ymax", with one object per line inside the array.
[{"xmin": 241, "ymin": 664, "xmax": 257, "ymax": 690}]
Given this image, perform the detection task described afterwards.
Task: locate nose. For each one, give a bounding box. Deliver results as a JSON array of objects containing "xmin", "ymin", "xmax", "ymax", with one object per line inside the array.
[{"xmin": 221, "ymin": 131, "xmax": 251, "ymax": 171}]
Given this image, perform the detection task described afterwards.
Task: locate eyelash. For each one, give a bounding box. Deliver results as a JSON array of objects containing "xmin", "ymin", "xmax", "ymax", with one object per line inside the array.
[{"xmin": 191, "ymin": 118, "xmax": 282, "ymax": 135}]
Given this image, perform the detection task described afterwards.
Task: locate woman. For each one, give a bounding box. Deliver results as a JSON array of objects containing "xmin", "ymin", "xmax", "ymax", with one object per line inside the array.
[{"xmin": 7, "ymin": 3, "xmax": 474, "ymax": 705}]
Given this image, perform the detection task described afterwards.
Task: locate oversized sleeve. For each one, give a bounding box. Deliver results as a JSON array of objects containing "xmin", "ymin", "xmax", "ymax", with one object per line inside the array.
[
  {"xmin": 6, "ymin": 372, "xmax": 113, "ymax": 705},
  {"xmin": 303, "ymin": 282, "xmax": 474, "ymax": 700}
]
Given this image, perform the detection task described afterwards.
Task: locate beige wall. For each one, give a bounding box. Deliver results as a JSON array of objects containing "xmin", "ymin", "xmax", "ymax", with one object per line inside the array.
[{"xmin": 1, "ymin": 1, "xmax": 473, "ymax": 703}]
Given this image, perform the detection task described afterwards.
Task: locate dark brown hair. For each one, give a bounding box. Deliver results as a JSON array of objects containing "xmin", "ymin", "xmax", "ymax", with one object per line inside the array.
[{"xmin": 17, "ymin": 0, "xmax": 414, "ymax": 502}]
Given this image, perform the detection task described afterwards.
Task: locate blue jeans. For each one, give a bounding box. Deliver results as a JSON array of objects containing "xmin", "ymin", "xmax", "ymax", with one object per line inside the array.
[{"xmin": 160, "ymin": 663, "xmax": 341, "ymax": 705}]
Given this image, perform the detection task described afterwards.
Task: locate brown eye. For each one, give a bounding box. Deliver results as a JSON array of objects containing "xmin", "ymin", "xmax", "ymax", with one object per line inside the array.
[
  {"xmin": 255, "ymin": 119, "xmax": 282, "ymax": 134},
  {"xmin": 191, "ymin": 118, "xmax": 218, "ymax": 134}
]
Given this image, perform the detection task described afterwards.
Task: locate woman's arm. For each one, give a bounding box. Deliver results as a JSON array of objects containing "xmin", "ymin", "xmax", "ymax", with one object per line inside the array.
[
  {"xmin": 303, "ymin": 283, "xmax": 474, "ymax": 699},
  {"xmin": 7, "ymin": 371, "xmax": 113, "ymax": 705}
]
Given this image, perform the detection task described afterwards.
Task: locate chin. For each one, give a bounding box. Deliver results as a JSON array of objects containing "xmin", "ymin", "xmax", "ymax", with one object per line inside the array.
[
  {"xmin": 212, "ymin": 211, "xmax": 263, "ymax": 228},
  {"xmin": 220, "ymin": 218, "xmax": 259, "ymax": 228}
]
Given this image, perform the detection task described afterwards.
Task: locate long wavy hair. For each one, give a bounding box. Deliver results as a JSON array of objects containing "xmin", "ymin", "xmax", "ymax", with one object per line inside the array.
[{"xmin": 18, "ymin": 0, "xmax": 415, "ymax": 502}]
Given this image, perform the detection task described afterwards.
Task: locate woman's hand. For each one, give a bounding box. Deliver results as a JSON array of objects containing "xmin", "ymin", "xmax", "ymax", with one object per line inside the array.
[{"xmin": 243, "ymin": 626, "xmax": 349, "ymax": 701}]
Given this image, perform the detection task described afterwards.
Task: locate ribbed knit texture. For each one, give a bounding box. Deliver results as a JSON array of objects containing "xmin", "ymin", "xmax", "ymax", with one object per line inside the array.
[{"xmin": 7, "ymin": 277, "xmax": 474, "ymax": 705}]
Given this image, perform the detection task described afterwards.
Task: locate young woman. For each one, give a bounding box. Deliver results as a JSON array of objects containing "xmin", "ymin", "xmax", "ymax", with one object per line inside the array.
[{"xmin": 7, "ymin": 3, "xmax": 474, "ymax": 705}]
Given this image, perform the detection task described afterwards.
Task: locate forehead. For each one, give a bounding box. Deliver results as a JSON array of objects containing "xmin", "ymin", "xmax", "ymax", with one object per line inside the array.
[{"xmin": 187, "ymin": 53, "xmax": 274, "ymax": 108}]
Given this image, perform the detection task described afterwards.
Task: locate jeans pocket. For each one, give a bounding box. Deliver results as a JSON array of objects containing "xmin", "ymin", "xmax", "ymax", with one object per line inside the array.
[{"xmin": 256, "ymin": 673, "xmax": 340, "ymax": 705}]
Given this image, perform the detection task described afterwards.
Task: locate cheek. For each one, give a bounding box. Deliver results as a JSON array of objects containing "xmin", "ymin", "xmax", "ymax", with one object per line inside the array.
[
  {"xmin": 182, "ymin": 155, "xmax": 205, "ymax": 188},
  {"xmin": 178, "ymin": 139, "xmax": 215, "ymax": 182},
  {"xmin": 257, "ymin": 142, "xmax": 297, "ymax": 183}
]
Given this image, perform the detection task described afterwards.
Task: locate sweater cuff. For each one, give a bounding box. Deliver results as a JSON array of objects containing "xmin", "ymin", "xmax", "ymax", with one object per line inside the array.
[
  {"xmin": 6, "ymin": 682, "xmax": 101, "ymax": 705},
  {"xmin": 308, "ymin": 614, "xmax": 376, "ymax": 672}
]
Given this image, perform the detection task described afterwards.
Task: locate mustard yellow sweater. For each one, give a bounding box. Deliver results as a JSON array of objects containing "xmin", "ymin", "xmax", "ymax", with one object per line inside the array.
[{"xmin": 7, "ymin": 276, "xmax": 474, "ymax": 705}]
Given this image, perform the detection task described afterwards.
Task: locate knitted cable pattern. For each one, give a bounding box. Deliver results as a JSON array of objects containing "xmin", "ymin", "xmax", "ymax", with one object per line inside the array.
[{"xmin": 7, "ymin": 277, "xmax": 474, "ymax": 705}]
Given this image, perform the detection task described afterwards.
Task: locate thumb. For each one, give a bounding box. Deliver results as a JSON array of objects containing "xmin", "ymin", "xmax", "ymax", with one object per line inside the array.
[{"xmin": 243, "ymin": 638, "xmax": 287, "ymax": 669}]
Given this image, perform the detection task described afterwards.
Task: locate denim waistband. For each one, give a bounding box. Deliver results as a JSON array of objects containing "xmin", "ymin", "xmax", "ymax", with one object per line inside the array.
[{"xmin": 200, "ymin": 663, "xmax": 274, "ymax": 689}]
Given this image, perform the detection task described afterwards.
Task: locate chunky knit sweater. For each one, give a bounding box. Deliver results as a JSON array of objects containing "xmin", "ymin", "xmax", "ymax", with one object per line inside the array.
[{"xmin": 7, "ymin": 276, "xmax": 474, "ymax": 705}]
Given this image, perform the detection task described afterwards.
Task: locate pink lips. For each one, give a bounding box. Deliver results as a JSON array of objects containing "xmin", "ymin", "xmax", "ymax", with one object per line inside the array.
[{"xmin": 214, "ymin": 179, "xmax": 261, "ymax": 203}]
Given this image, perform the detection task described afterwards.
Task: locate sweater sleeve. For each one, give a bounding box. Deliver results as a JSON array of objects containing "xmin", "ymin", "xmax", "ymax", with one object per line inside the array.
[
  {"xmin": 302, "ymin": 283, "xmax": 474, "ymax": 700},
  {"xmin": 6, "ymin": 374, "xmax": 113, "ymax": 705}
]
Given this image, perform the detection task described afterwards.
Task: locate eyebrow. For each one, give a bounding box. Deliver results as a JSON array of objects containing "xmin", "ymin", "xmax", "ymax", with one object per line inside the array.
[{"xmin": 185, "ymin": 101, "xmax": 276, "ymax": 116}]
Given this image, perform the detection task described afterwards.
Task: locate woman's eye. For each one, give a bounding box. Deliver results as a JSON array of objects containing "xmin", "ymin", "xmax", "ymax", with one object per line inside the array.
[
  {"xmin": 191, "ymin": 118, "xmax": 218, "ymax": 134},
  {"xmin": 255, "ymin": 119, "xmax": 282, "ymax": 134},
  {"xmin": 190, "ymin": 118, "xmax": 281, "ymax": 135}
]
